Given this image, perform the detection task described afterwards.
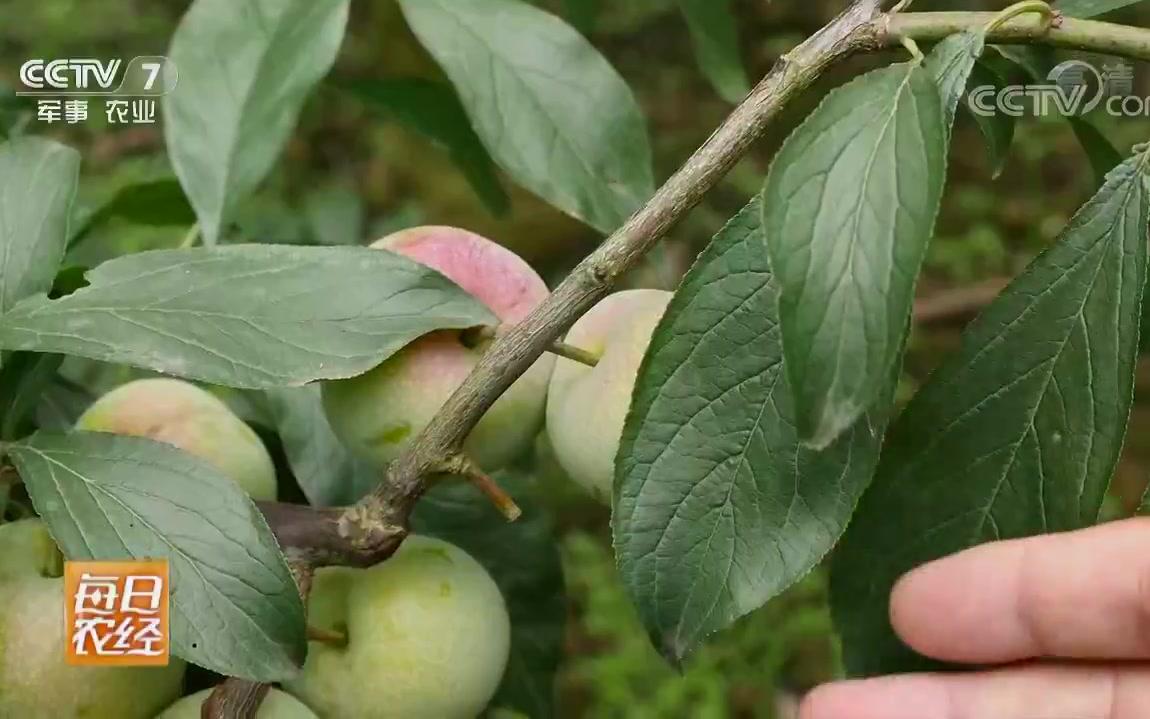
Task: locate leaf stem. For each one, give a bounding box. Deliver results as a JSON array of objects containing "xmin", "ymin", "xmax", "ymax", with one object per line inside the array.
[
  {"xmin": 177, "ymin": 224, "xmax": 200, "ymax": 249},
  {"xmin": 899, "ymin": 35, "xmax": 924, "ymax": 62},
  {"xmin": 983, "ymin": 0, "xmax": 1056, "ymax": 34}
]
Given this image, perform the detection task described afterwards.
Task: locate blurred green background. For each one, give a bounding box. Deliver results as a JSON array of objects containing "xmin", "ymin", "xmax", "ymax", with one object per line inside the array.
[{"xmin": 3, "ymin": 0, "xmax": 1149, "ymax": 716}]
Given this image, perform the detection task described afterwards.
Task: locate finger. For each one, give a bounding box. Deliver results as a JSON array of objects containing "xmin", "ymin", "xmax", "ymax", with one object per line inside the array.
[
  {"xmin": 890, "ymin": 517, "xmax": 1150, "ymax": 663},
  {"xmin": 800, "ymin": 663, "xmax": 1150, "ymax": 719}
]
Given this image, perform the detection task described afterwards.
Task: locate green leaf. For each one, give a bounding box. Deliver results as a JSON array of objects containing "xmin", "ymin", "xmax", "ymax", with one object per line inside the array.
[
  {"xmin": 162, "ymin": 0, "xmax": 350, "ymax": 245},
  {"xmin": 965, "ymin": 61, "xmax": 1016, "ymax": 178},
  {"xmin": 341, "ymin": 78, "xmax": 509, "ymax": 215},
  {"xmin": 0, "ymin": 245, "xmax": 495, "ymax": 389},
  {"xmin": 831, "ymin": 151, "xmax": 1150, "ymax": 676},
  {"xmin": 926, "ymin": 30, "xmax": 985, "ymax": 131},
  {"xmin": 614, "ymin": 200, "xmax": 891, "ymax": 663},
  {"xmin": 1056, "ymin": 0, "xmax": 1147, "ymax": 18},
  {"xmin": 761, "ymin": 61, "xmax": 947, "ymax": 447},
  {"xmin": 0, "ymin": 352, "xmax": 63, "ymax": 440},
  {"xmin": 8, "ymin": 431, "xmax": 307, "ymax": 681},
  {"xmin": 0, "ymin": 137, "xmax": 79, "ymax": 314},
  {"xmin": 398, "ymin": 0, "xmax": 653, "ymax": 234},
  {"xmin": 69, "ymin": 179, "xmax": 195, "ymax": 249},
  {"xmin": 677, "ymin": 0, "xmax": 749, "ymax": 103},
  {"xmin": 412, "ymin": 473, "xmax": 565, "ymax": 718},
  {"xmin": 255, "ymin": 386, "xmax": 377, "ymax": 506},
  {"xmin": 927, "ymin": 30, "xmax": 1015, "ymax": 177}
]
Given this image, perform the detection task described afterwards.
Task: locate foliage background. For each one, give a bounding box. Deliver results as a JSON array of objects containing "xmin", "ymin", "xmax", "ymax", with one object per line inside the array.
[{"xmin": 2, "ymin": 0, "xmax": 1148, "ymax": 715}]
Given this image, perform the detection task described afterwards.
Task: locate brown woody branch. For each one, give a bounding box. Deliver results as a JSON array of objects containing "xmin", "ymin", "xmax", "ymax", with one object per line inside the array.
[{"xmin": 339, "ymin": 0, "xmax": 888, "ymax": 564}]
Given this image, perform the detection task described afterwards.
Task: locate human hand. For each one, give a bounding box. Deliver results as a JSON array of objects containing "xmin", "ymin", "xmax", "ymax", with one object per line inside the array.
[{"xmin": 802, "ymin": 518, "xmax": 1150, "ymax": 718}]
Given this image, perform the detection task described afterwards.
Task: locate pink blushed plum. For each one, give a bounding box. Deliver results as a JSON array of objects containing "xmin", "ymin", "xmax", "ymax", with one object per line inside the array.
[{"xmin": 322, "ymin": 226, "xmax": 554, "ymax": 470}]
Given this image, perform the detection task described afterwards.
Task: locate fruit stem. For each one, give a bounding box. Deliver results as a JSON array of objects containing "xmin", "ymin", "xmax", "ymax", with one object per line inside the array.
[
  {"xmin": 307, "ymin": 625, "xmax": 349, "ymax": 647},
  {"xmin": 548, "ymin": 340, "xmax": 600, "ymax": 368},
  {"xmin": 435, "ymin": 454, "xmax": 522, "ymax": 521}
]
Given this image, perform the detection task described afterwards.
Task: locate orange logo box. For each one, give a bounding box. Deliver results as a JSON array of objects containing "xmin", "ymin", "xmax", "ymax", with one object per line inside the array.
[{"xmin": 64, "ymin": 560, "xmax": 170, "ymax": 666}]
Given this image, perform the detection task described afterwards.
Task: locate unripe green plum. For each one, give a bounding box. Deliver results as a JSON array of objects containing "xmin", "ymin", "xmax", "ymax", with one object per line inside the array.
[
  {"xmin": 287, "ymin": 534, "xmax": 511, "ymax": 719},
  {"xmin": 76, "ymin": 378, "xmax": 277, "ymax": 500},
  {"xmin": 0, "ymin": 519, "xmax": 186, "ymax": 718},
  {"xmin": 546, "ymin": 289, "xmax": 672, "ymax": 502},
  {"xmin": 158, "ymin": 688, "xmax": 317, "ymax": 718},
  {"xmin": 322, "ymin": 226, "xmax": 554, "ymax": 470},
  {"xmin": 0, "ymin": 515, "xmax": 61, "ymax": 582}
]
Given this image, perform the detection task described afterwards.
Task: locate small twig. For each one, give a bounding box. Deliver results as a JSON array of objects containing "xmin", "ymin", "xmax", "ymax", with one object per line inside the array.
[
  {"xmin": 464, "ymin": 325, "xmax": 599, "ymax": 367},
  {"xmin": 435, "ymin": 454, "xmax": 522, "ymax": 521}
]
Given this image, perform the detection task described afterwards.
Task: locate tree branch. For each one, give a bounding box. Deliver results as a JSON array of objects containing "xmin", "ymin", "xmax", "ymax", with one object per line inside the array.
[
  {"xmin": 341, "ymin": 0, "xmax": 889, "ymax": 551},
  {"xmin": 889, "ymin": 12, "xmax": 1150, "ymax": 60}
]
